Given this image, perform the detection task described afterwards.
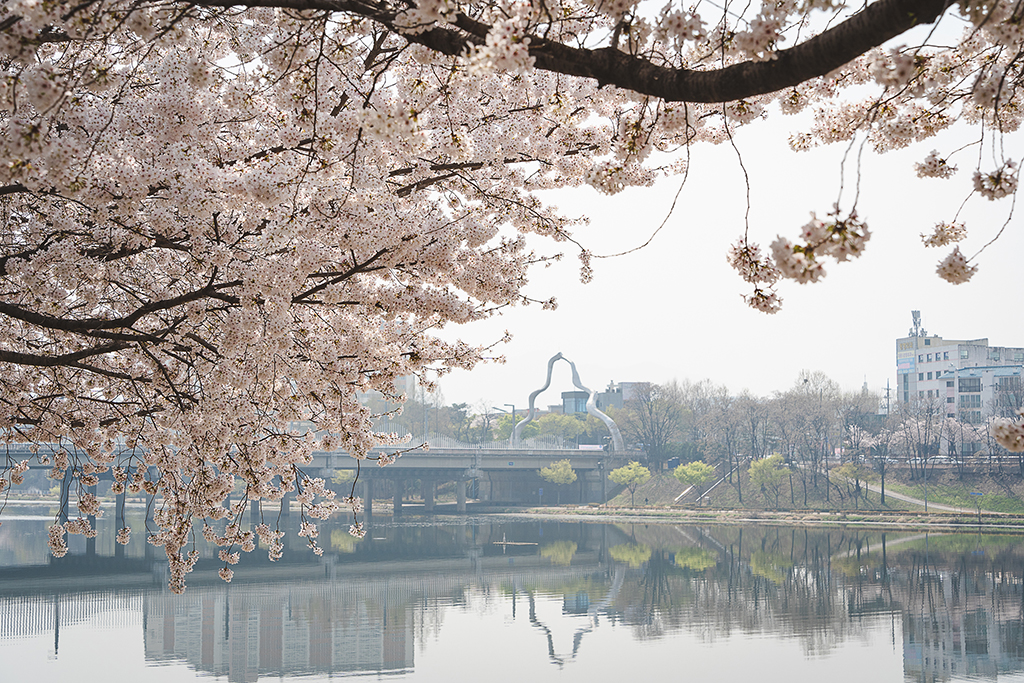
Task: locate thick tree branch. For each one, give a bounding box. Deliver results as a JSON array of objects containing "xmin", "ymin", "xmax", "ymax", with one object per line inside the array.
[
  {"xmin": 195, "ymin": 0, "xmax": 954, "ymax": 102},
  {"xmin": 0, "ymin": 279, "xmax": 234, "ymax": 332},
  {"xmin": 0, "ymin": 341, "xmax": 131, "ymax": 367}
]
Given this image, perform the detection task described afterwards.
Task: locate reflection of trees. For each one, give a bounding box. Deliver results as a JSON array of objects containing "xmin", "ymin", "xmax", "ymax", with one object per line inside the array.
[
  {"xmin": 540, "ymin": 541, "xmax": 577, "ymax": 567},
  {"xmin": 605, "ymin": 527, "xmax": 873, "ymax": 655},
  {"xmin": 330, "ymin": 528, "xmax": 359, "ymax": 553},
  {"xmin": 628, "ymin": 550, "xmax": 677, "ymax": 640},
  {"xmin": 673, "ymin": 547, "xmax": 716, "ymax": 571},
  {"xmin": 12, "ymin": 516, "xmax": 1024, "ymax": 681},
  {"xmin": 750, "ymin": 550, "xmax": 792, "ymax": 584},
  {"xmin": 609, "ymin": 543, "xmax": 651, "ymax": 568},
  {"xmin": 595, "ymin": 524, "xmax": 1024, "ymax": 681}
]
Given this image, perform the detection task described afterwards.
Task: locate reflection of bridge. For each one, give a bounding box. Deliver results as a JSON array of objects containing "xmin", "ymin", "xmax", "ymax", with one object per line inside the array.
[
  {"xmin": 7, "ymin": 518, "xmax": 1024, "ymax": 682},
  {"xmin": 2, "ymin": 559, "xmax": 610, "ymax": 681},
  {"xmin": 0, "ymin": 519, "xmax": 617, "ymax": 682}
]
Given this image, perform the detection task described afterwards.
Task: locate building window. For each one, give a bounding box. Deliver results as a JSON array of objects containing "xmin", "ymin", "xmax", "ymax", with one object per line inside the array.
[
  {"xmin": 927, "ymin": 353, "xmax": 932, "ymax": 362},
  {"xmin": 925, "ymin": 339, "xmax": 931, "ymax": 346},
  {"xmin": 947, "ymin": 397, "xmax": 954, "ymax": 403},
  {"xmin": 990, "ymin": 349, "xmax": 1001, "ymax": 361},
  {"xmin": 919, "ymin": 391, "xmax": 924, "ymax": 398},
  {"xmin": 961, "ymin": 348, "xmax": 969, "ymax": 359},
  {"xmin": 919, "ymin": 373, "xmax": 924, "ymax": 381},
  {"xmin": 927, "ymin": 372, "xmax": 933, "ymax": 380},
  {"xmin": 927, "ymin": 390, "xmax": 933, "ymax": 398},
  {"xmin": 944, "ymin": 352, "xmax": 949, "ymax": 360},
  {"xmin": 946, "ymin": 381, "xmax": 954, "ymax": 387},
  {"xmin": 960, "ymin": 394, "xmax": 982, "ymax": 408},
  {"xmin": 1015, "ymin": 351, "xmax": 1024, "ymax": 362},
  {"xmin": 918, "ymin": 354, "xmax": 924, "ymax": 362},
  {"xmin": 959, "ymin": 377, "xmax": 982, "ymax": 393},
  {"xmin": 562, "ymin": 391, "xmax": 589, "ymax": 414},
  {"xmin": 998, "ymin": 376, "xmax": 1021, "ymax": 391},
  {"xmin": 998, "ymin": 377, "xmax": 1022, "ymax": 407}
]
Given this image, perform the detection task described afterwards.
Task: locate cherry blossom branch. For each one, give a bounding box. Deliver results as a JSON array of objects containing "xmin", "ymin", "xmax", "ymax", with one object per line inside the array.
[{"xmin": 193, "ymin": 0, "xmax": 954, "ymax": 102}]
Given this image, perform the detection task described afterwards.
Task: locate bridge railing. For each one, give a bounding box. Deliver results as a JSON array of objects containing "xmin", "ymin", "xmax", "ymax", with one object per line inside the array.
[{"xmin": 379, "ymin": 432, "xmax": 581, "ymax": 451}]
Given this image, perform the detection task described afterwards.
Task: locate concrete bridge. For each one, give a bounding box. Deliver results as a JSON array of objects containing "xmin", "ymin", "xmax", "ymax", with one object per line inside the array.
[
  {"xmin": 8, "ymin": 435, "xmax": 636, "ymax": 518},
  {"xmin": 320, "ymin": 440, "xmax": 629, "ymax": 516}
]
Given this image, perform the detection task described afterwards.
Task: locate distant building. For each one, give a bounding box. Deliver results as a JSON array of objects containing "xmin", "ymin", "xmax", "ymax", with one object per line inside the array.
[
  {"xmin": 561, "ymin": 391, "xmax": 589, "ymax": 414},
  {"xmin": 895, "ymin": 311, "xmax": 1024, "ymax": 421},
  {"xmin": 937, "ymin": 365, "xmax": 1023, "ymax": 423},
  {"xmin": 594, "ymin": 381, "xmax": 647, "ymax": 412}
]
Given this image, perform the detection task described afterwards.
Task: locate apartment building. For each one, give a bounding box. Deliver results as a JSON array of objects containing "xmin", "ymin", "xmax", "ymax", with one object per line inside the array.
[{"xmin": 895, "ymin": 312, "xmax": 1024, "ymax": 422}]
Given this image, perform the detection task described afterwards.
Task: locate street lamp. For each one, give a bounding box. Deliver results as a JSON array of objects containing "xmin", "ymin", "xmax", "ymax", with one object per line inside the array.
[{"xmin": 492, "ymin": 404, "xmax": 516, "ymax": 445}]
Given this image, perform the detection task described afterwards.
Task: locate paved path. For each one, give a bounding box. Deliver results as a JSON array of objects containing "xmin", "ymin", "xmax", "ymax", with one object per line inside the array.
[{"xmin": 861, "ymin": 480, "xmax": 973, "ymax": 514}]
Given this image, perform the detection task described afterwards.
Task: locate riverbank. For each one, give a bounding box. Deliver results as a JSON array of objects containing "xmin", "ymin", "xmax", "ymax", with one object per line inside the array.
[{"xmin": 504, "ymin": 504, "xmax": 1024, "ymax": 532}]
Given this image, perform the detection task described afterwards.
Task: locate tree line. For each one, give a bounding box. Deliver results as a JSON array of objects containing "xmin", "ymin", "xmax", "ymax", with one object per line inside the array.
[{"xmin": 386, "ymin": 369, "xmax": 1024, "ymax": 504}]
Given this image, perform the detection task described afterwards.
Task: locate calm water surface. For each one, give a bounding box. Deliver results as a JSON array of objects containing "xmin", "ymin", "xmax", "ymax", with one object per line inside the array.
[{"xmin": 1, "ymin": 504, "xmax": 1023, "ymax": 682}]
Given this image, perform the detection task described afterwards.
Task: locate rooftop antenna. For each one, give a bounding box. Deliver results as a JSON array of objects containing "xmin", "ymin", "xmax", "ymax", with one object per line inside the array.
[{"xmin": 909, "ymin": 310, "xmax": 927, "ymax": 338}]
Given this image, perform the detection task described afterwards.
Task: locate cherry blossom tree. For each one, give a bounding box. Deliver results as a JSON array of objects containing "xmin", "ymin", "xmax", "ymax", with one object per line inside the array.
[{"xmin": 3, "ymin": 0, "xmax": 1024, "ymax": 589}]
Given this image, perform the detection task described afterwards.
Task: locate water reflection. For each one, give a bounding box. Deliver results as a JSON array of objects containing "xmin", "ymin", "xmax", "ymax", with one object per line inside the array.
[{"xmin": 2, "ymin": 505, "xmax": 1024, "ymax": 682}]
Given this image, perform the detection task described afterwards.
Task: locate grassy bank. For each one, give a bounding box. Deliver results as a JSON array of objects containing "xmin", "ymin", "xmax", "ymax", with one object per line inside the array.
[
  {"xmin": 608, "ymin": 468, "xmax": 1024, "ymax": 515},
  {"xmin": 515, "ymin": 504, "xmax": 1024, "ymax": 532},
  {"xmin": 608, "ymin": 473, "xmax": 919, "ymax": 512}
]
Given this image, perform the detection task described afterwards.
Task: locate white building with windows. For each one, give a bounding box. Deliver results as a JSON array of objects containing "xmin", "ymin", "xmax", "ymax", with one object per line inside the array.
[
  {"xmin": 937, "ymin": 365, "xmax": 1023, "ymax": 423},
  {"xmin": 895, "ymin": 313, "xmax": 1024, "ymax": 422}
]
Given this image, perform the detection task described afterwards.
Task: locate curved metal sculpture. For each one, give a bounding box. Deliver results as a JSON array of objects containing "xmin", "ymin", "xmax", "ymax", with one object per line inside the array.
[{"xmin": 513, "ymin": 352, "xmax": 624, "ymax": 452}]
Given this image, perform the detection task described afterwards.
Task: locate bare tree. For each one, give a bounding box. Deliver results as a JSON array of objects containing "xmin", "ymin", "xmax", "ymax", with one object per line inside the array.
[{"xmin": 621, "ymin": 381, "xmax": 686, "ymax": 471}]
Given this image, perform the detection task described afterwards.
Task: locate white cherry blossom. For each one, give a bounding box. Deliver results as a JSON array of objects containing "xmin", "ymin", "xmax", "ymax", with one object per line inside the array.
[{"xmin": 2, "ymin": 0, "xmax": 1024, "ymax": 586}]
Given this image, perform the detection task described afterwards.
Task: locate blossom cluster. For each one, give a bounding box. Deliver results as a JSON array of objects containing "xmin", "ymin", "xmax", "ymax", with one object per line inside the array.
[
  {"xmin": 465, "ymin": 15, "xmax": 536, "ymax": 74},
  {"xmin": 991, "ymin": 413, "xmax": 1024, "ymax": 452},
  {"xmin": 733, "ymin": 17, "xmax": 784, "ymax": 62},
  {"xmin": 395, "ymin": 0, "xmax": 460, "ymax": 33},
  {"xmin": 973, "ymin": 161, "xmax": 1018, "ymax": 200},
  {"xmin": 915, "ymin": 150, "xmax": 957, "ymax": 179},
  {"xmin": 727, "ymin": 239, "xmax": 783, "ymax": 313},
  {"xmin": 868, "ymin": 47, "xmax": 916, "ymax": 88},
  {"xmin": 767, "ymin": 210, "xmax": 871, "ymax": 285},
  {"xmin": 936, "ymin": 247, "xmax": 978, "ymax": 284},
  {"xmin": 921, "ymin": 221, "xmax": 967, "ymax": 248}
]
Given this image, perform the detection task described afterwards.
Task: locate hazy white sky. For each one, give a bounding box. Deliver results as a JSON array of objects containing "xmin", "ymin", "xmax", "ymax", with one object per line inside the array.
[{"xmin": 435, "ymin": 113, "xmax": 1024, "ymax": 410}]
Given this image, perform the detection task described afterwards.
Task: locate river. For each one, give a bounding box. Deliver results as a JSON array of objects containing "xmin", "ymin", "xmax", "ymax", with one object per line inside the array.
[{"xmin": 1, "ymin": 503, "xmax": 1022, "ymax": 682}]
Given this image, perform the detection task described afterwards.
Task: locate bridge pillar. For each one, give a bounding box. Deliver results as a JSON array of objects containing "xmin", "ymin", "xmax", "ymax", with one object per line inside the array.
[
  {"xmin": 393, "ymin": 479, "xmax": 403, "ymax": 515},
  {"xmin": 457, "ymin": 480, "xmax": 466, "ymax": 512},
  {"xmin": 59, "ymin": 469, "xmax": 72, "ymax": 525},
  {"xmin": 144, "ymin": 492, "xmax": 156, "ymax": 561},
  {"xmin": 280, "ymin": 489, "xmax": 292, "ymax": 517},
  {"xmin": 422, "ymin": 480, "xmax": 435, "ymax": 511},
  {"xmin": 86, "ymin": 483, "xmax": 97, "ymax": 556},
  {"xmin": 115, "ymin": 490, "xmax": 126, "ymax": 558},
  {"xmin": 362, "ymin": 478, "xmax": 373, "ymax": 525},
  {"xmin": 477, "ymin": 475, "xmax": 491, "ymax": 502}
]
